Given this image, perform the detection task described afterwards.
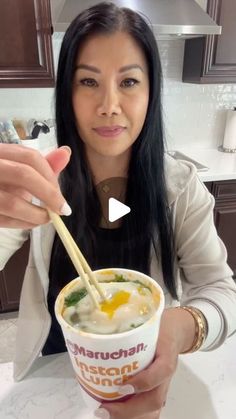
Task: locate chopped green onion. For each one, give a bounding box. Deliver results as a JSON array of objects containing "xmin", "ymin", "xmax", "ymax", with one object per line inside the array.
[
  {"xmin": 130, "ymin": 323, "xmax": 144, "ymax": 329},
  {"xmin": 114, "ymin": 274, "xmax": 127, "ymax": 282},
  {"xmin": 65, "ymin": 288, "xmax": 88, "ymax": 307}
]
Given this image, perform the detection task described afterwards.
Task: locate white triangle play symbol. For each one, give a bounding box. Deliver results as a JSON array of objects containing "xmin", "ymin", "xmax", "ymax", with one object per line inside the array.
[{"xmin": 108, "ymin": 198, "xmax": 131, "ymax": 222}]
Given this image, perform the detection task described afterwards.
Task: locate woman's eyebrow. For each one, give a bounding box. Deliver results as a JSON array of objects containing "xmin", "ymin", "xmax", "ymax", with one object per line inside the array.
[
  {"xmin": 119, "ymin": 64, "xmax": 144, "ymax": 73},
  {"xmin": 75, "ymin": 64, "xmax": 144, "ymax": 73},
  {"xmin": 75, "ymin": 64, "xmax": 100, "ymax": 73}
]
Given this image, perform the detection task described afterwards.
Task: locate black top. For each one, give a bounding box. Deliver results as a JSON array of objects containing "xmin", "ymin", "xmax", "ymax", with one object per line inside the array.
[{"xmin": 42, "ymin": 226, "xmax": 150, "ymax": 355}]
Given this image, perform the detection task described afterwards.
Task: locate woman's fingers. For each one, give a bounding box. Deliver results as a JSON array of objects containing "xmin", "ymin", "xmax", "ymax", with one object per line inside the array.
[
  {"xmin": 123, "ymin": 352, "xmax": 176, "ymax": 394},
  {"xmin": 0, "ymin": 190, "xmax": 50, "ymax": 226},
  {"xmin": 125, "ymin": 318, "xmax": 179, "ymax": 394},
  {"xmin": 0, "ymin": 159, "xmax": 68, "ymax": 215},
  {"xmin": 0, "ymin": 144, "xmax": 72, "ymax": 228},
  {"xmin": 0, "ymin": 214, "xmax": 38, "ymax": 229},
  {"xmin": 0, "ymin": 144, "xmax": 72, "ymax": 217},
  {"xmin": 0, "ymin": 144, "xmax": 59, "ymax": 185},
  {"xmin": 45, "ymin": 146, "xmax": 71, "ymax": 176},
  {"xmin": 138, "ymin": 411, "xmax": 161, "ymax": 419},
  {"xmin": 100, "ymin": 383, "xmax": 168, "ymax": 419},
  {"xmin": 1, "ymin": 184, "xmax": 32, "ymax": 201},
  {"xmin": 0, "ymin": 147, "xmax": 71, "ymax": 217}
]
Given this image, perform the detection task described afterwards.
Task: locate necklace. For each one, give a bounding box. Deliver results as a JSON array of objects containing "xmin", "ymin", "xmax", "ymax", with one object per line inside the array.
[{"xmin": 95, "ymin": 177, "xmax": 128, "ymax": 229}]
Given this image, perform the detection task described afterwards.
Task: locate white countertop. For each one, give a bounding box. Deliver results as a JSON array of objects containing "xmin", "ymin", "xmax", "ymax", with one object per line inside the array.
[
  {"xmin": 174, "ymin": 147, "xmax": 236, "ymax": 182},
  {"xmin": 0, "ymin": 334, "xmax": 236, "ymax": 419},
  {"xmin": 22, "ymin": 135, "xmax": 236, "ymax": 183}
]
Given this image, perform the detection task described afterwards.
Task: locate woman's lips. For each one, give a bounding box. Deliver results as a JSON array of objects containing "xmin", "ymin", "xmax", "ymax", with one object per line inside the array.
[{"xmin": 93, "ymin": 126, "xmax": 126, "ymax": 138}]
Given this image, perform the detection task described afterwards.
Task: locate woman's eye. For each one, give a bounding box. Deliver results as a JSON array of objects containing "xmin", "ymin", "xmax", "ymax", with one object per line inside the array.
[
  {"xmin": 80, "ymin": 78, "xmax": 98, "ymax": 87},
  {"xmin": 121, "ymin": 78, "xmax": 139, "ymax": 88}
]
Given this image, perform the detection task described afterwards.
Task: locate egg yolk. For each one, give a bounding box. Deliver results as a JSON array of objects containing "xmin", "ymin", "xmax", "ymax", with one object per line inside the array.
[{"xmin": 100, "ymin": 290, "xmax": 130, "ymax": 319}]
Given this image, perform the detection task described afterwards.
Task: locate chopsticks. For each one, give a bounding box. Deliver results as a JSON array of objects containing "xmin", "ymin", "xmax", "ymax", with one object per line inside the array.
[{"xmin": 47, "ymin": 209, "xmax": 107, "ymax": 309}]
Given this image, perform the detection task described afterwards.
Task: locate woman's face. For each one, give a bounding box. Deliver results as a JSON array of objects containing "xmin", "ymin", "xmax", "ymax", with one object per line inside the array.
[{"xmin": 72, "ymin": 31, "xmax": 149, "ymax": 159}]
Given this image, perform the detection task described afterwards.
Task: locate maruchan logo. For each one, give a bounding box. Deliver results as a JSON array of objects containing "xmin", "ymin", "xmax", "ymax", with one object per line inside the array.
[{"xmin": 66, "ymin": 340, "xmax": 147, "ymax": 360}]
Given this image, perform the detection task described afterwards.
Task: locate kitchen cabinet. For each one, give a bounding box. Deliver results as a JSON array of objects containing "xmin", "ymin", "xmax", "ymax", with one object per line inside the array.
[
  {"xmin": 0, "ymin": 240, "xmax": 29, "ymax": 312},
  {"xmin": 182, "ymin": 0, "xmax": 236, "ymax": 83},
  {"xmin": 0, "ymin": 0, "xmax": 55, "ymax": 87},
  {"xmin": 205, "ymin": 180, "xmax": 236, "ymax": 278}
]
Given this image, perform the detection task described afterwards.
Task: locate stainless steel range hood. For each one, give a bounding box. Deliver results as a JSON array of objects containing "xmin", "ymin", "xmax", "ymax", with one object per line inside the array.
[{"xmin": 51, "ymin": 0, "xmax": 221, "ymax": 39}]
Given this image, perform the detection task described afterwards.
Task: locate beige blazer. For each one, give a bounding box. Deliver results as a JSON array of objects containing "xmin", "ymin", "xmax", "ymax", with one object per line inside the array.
[{"xmin": 0, "ymin": 155, "xmax": 235, "ymax": 381}]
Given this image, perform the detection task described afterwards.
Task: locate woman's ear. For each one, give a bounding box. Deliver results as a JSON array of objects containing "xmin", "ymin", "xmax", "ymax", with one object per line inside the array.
[{"xmin": 45, "ymin": 146, "xmax": 72, "ymax": 176}]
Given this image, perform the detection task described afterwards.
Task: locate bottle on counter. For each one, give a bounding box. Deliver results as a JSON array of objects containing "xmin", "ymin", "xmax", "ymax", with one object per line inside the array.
[
  {"xmin": 0, "ymin": 120, "xmax": 20, "ymax": 144},
  {"xmin": 221, "ymin": 107, "xmax": 236, "ymax": 153}
]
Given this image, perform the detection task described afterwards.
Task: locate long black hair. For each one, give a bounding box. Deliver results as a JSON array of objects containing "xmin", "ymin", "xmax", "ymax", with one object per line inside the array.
[{"xmin": 53, "ymin": 2, "xmax": 177, "ymax": 299}]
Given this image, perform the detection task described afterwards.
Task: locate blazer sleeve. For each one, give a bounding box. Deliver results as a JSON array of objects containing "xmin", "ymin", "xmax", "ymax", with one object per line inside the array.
[
  {"xmin": 0, "ymin": 228, "xmax": 30, "ymax": 270},
  {"xmin": 173, "ymin": 166, "xmax": 236, "ymax": 350}
]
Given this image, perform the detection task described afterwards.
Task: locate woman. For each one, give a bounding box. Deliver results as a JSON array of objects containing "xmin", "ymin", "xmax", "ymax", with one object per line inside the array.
[{"xmin": 0, "ymin": 3, "xmax": 235, "ymax": 419}]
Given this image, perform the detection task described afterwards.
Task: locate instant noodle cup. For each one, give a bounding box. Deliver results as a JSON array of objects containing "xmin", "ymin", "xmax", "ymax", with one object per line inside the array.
[{"xmin": 55, "ymin": 268, "xmax": 164, "ymax": 405}]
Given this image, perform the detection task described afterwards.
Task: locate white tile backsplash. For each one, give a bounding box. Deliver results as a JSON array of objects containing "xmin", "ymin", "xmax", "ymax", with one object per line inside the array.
[
  {"xmin": 158, "ymin": 39, "xmax": 236, "ymax": 149},
  {"xmin": 0, "ymin": 36, "xmax": 236, "ymax": 149}
]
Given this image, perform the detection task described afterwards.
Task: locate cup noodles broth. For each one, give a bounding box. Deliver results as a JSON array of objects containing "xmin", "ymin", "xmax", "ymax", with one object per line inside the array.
[{"xmin": 62, "ymin": 274, "xmax": 158, "ymax": 334}]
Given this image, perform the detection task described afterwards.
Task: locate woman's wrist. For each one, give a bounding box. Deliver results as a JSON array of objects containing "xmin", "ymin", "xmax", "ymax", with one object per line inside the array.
[
  {"xmin": 161, "ymin": 307, "xmax": 196, "ymax": 354},
  {"xmin": 164, "ymin": 306, "xmax": 208, "ymax": 354},
  {"xmin": 178, "ymin": 306, "xmax": 208, "ymax": 353}
]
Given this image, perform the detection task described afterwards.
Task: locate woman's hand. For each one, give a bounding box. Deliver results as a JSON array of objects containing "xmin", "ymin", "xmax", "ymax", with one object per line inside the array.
[
  {"xmin": 0, "ymin": 143, "xmax": 71, "ymax": 229},
  {"xmin": 95, "ymin": 307, "xmax": 196, "ymax": 419}
]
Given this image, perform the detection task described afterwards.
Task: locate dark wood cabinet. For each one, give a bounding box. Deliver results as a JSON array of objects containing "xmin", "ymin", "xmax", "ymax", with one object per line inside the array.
[
  {"xmin": 0, "ymin": 240, "xmax": 29, "ymax": 312},
  {"xmin": 182, "ymin": 0, "xmax": 236, "ymax": 84},
  {"xmin": 205, "ymin": 180, "xmax": 236, "ymax": 277},
  {"xmin": 0, "ymin": 0, "xmax": 55, "ymax": 87}
]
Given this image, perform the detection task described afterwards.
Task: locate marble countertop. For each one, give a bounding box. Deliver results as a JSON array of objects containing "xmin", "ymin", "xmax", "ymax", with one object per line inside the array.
[
  {"xmin": 0, "ymin": 333, "xmax": 236, "ymax": 419},
  {"xmin": 174, "ymin": 147, "xmax": 236, "ymax": 182}
]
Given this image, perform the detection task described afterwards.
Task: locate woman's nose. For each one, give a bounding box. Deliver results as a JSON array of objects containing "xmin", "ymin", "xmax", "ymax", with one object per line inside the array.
[{"xmin": 97, "ymin": 87, "xmax": 122, "ymax": 117}]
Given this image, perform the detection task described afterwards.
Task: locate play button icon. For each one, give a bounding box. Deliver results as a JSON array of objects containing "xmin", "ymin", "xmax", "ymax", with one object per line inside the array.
[{"xmin": 108, "ymin": 198, "xmax": 131, "ymax": 222}]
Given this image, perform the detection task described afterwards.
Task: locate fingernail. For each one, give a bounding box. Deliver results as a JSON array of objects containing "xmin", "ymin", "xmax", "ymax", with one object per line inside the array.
[
  {"xmin": 60, "ymin": 201, "xmax": 72, "ymax": 216},
  {"xmin": 94, "ymin": 408, "xmax": 110, "ymax": 419},
  {"xmin": 118, "ymin": 384, "xmax": 135, "ymax": 395},
  {"xmin": 60, "ymin": 145, "xmax": 72, "ymax": 156}
]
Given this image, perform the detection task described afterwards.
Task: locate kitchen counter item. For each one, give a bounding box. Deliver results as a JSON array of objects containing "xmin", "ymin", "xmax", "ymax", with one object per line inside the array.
[
  {"xmin": 12, "ymin": 120, "xmax": 27, "ymax": 140},
  {"xmin": 20, "ymin": 127, "xmax": 57, "ymax": 153},
  {"xmin": 218, "ymin": 145, "xmax": 236, "ymax": 154},
  {"xmin": 168, "ymin": 150, "xmax": 209, "ymax": 172},
  {"xmin": 31, "ymin": 121, "xmax": 50, "ymax": 139},
  {"xmin": 0, "ymin": 333, "xmax": 236, "ymax": 418},
  {"xmin": 219, "ymin": 108, "xmax": 236, "ymax": 153},
  {"xmin": 0, "ymin": 120, "xmax": 20, "ymax": 144},
  {"xmin": 169, "ymin": 147, "xmax": 236, "ymax": 182}
]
